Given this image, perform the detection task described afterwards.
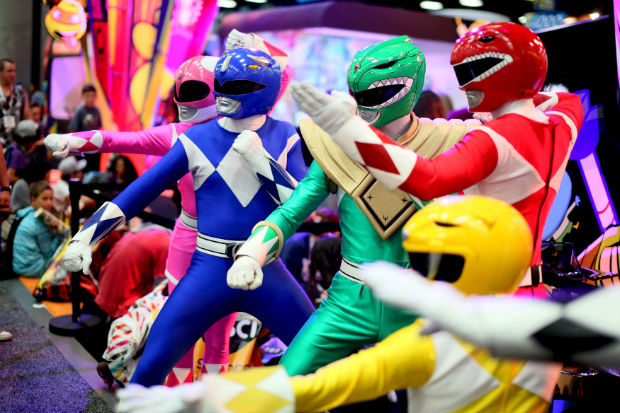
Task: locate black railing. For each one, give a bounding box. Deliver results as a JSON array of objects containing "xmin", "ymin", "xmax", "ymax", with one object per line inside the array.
[{"xmin": 49, "ymin": 179, "xmax": 176, "ymax": 336}]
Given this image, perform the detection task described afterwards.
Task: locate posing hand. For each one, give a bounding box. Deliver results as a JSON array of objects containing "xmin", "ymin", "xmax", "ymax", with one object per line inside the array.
[
  {"xmin": 227, "ymin": 256, "xmax": 263, "ymax": 290},
  {"xmin": 290, "ymin": 81, "xmax": 357, "ymax": 137},
  {"xmin": 116, "ymin": 382, "xmax": 210, "ymax": 413},
  {"xmin": 232, "ymin": 130, "xmax": 264, "ymax": 157},
  {"xmin": 225, "ymin": 29, "xmax": 254, "ymax": 51},
  {"xmin": 62, "ymin": 240, "xmax": 93, "ymax": 274},
  {"xmin": 44, "ymin": 133, "xmax": 72, "ymax": 158}
]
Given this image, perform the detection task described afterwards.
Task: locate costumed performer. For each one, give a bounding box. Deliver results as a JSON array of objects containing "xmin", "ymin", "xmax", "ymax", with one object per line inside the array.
[
  {"xmin": 45, "ymin": 31, "xmax": 292, "ymax": 382},
  {"xmin": 226, "ymin": 35, "xmax": 480, "ymax": 376},
  {"xmin": 115, "ymin": 195, "xmax": 562, "ymax": 413},
  {"xmin": 290, "ymin": 22, "xmax": 584, "ymax": 297},
  {"xmin": 61, "ymin": 47, "xmax": 314, "ymax": 387}
]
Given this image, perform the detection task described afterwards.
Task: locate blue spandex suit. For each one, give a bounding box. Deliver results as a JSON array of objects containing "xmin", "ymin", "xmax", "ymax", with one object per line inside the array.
[{"xmin": 78, "ymin": 117, "xmax": 314, "ymax": 386}]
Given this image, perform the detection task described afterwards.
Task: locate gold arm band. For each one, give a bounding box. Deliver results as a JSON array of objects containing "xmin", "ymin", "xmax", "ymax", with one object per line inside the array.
[{"xmin": 252, "ymin": 220, "xmax": 285, "ymax": 260}]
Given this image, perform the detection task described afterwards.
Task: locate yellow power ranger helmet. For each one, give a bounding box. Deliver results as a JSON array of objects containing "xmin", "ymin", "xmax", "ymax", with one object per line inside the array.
[{"xmin": 402, "ymin": 195, "xmax": 533, "ymax": 295}]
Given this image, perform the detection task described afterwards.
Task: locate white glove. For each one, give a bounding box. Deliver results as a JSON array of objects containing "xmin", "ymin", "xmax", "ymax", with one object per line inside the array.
[
  {"xmin": 62, "ymin": 240, "xmax": 93, "ymax": 274},
  {"xmin": 116, "ymin": 382, "xmax": 212, "ymax": 413},
  {"xmin": 361, "ymin": 261, "xmax": 430, "ymax": 310},
  {"xmin": 44, "ymin": 133, "xmax": 72, "ymax": 158},
  {"xmin": 225, "ymin": 29, "xmax": 254, "ymax": 51},
  {"xmin": 227, "ymin": 255, "xmax": 263, "ymax": 290},
  {"xmin": 232, "ymin": 130, "xmax": 264, "ymax": 157},
  {"xmin": 362, "ymin": 261, "xmax": 542, "ymax": 344},
  {"xmin": 363, "ymin": 262, "xmax": 461, "ymax": 336},
  {"xmin": 290, "ymin": 81, "xmax": 357, "ymax": 137}
]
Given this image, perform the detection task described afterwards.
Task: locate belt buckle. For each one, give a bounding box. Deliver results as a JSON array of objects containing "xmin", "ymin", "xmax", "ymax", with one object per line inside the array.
[{"xmin": 225, "ymin": 243, "xmax": 241, "ymax": 259}]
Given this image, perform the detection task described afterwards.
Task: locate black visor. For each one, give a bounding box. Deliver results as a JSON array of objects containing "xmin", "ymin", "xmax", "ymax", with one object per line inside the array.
[
  {"xmin": 409, "ymin": 252, "xmax": 464, "ymax": 283},
  {"xmin": 175, "ymin": 80, "xmax": 211, "ymax": 103},
  {"xmin": 352, "ymin": 84, "xmax": 404, "ymax": 107},
  {"xmin": 453, "ymin": 57, "xmax": 504, "ymax": 87},
  {"xmin": 214, "ymin": 79, "xmax": 266, "ymax": 95}
]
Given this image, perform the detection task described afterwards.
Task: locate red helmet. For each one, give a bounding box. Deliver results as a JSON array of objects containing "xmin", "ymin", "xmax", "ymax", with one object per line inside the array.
[
  {"xmin": 450, "ymin": 22, "xmax": 547, "ymax": 112},
  {"xmin": 174, "ymin": 56, "xmax": 218, "ymax": 123}
]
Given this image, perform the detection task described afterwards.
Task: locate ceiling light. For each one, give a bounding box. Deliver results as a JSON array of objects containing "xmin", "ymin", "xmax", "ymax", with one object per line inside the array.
[
  {"xmin": 218, "ymin": 0, "xmax": 237, "ymax": 8},
  {"xmin": 245, "ymin": 0, "xmax": 267, "ymax": 3},
  {"xmin": 459, "ymin": 0, "xmax": 483, "ymax": 7},
  {"xmin": 420, "ymin": 1, "xmax": 444, "ymax": 11}
]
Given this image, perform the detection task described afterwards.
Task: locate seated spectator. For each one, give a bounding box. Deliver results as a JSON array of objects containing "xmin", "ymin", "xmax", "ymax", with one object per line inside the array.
[
  {"xmin": 107, "ymin": 154, "xmax": 138, "ymax": 185},
  {"xmin": 11, "ymin": 159, "xmax": 53, "ymax": 211},
  {"xmin": 53, "ymin": 155, "xmax": 87, "ymax": 217},
  {"xmin": 12, "ymin": 181, "xmax": 66, "ymax": 278},
  {"xmin": 93, "ymin": 224, "xmax": 171, "ymax": 319},
  {"xmin": 94, "ymin": 154, "xmax": 139, "ymax": 197},
  {"xmin": 4, "ymin": 119, "xmax": 38, "ymax": 184}
]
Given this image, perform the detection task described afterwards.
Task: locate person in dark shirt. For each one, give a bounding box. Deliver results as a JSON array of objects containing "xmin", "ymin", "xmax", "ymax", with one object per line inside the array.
[{"xmin": 69, "ymin": 84, "xmax": 102, "ymax": 171}]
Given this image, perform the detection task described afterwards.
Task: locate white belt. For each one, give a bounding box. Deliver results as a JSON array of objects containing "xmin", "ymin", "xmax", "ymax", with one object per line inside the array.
[
  {"xmin": 341, "ymin": 259, "xmax": 542, "ymax": 287},
  {"xmin": 519, "ymin": 264, "xmax": 542, "ymax": 287},
  {"xmin": 196, "ymin": 232, "xmax": 243, "ymax": 258},
  {"xmin": 339, "ymin": 258, "xmax": 364, "ymax": 284},
  {"xmin": 180, "ymin": 209, "xmax": 198, "ymax": 230}
]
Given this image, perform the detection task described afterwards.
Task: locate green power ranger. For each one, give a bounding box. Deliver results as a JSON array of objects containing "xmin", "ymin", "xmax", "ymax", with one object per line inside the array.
[
  {"xmin": 348, "ymin": 35, "xmax": 426, "ymax": 127},
  {"xmin": 226, "ymin": 36, "xmax": 474, "ymax": 376}
]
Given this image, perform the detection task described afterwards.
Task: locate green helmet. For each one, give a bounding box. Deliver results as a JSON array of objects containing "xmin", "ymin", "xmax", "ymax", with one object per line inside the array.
[{"xmin": 347, "ymin": 36, "xmax": 426, "ymax": 127}]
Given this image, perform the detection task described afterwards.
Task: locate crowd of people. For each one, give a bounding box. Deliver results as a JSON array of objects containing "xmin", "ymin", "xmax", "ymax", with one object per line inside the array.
[
  {"xmin": 0, "ymin": 57, "xmax": 159, "ymax": 343},
  {"xmin": 1, "ymin": 20, "xmax": 617, "ymax": 413}
]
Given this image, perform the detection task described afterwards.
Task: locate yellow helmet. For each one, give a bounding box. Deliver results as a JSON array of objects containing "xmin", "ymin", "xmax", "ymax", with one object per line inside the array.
[{"xmin": 402, "ymin": 195, "xmax": 532, "ymax": 295}]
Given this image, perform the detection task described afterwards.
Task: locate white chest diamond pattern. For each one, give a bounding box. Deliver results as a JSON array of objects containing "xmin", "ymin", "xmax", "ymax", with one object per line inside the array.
[
  {"xmin": 217, "ymin": 147, "xmax": 262, "ymax": 207},
  {"xmin": 179, "ymin": 133, "xmax": 262, "ymax": 207},
  {"xmin": 179, "ymin": 134, "xmax": 216, "ymax": 190}
]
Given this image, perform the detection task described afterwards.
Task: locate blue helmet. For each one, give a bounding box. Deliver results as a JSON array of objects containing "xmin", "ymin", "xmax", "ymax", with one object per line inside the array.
[{"xmin": 213, "ymin": 48, "xmax": 281, "ymax": 119}]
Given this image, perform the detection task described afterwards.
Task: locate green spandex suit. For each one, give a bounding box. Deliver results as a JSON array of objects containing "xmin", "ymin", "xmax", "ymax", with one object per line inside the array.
[{"xmin": 267, "ymin": 161, "xmax": 416, "ymax": 375}]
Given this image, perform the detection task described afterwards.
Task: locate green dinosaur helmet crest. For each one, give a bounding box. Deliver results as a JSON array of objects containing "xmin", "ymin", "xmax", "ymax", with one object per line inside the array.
[{"xmin": 347, "ymin": 36, "xmax": 426, "ymax": 127}]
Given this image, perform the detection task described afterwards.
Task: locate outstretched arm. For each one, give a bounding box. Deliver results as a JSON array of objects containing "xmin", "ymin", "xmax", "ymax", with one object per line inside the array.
[
  {"xmin": 290, "ymin": 83, "xmax": 583, "ymax": 201},
  {"xmin": 363, "ymin": 262, "xmax": 620, "ymax": 372},
  {"xmin": 116, "ymin": 324, "xmax": 433, "ymax": 413},
  {"xmin": 290, "ymin": 81, "xmax": 497, "ymax": 199},
  {"xmin": 62, "ymin": 142, "xmax": 189, "ymax": 273},
  {"xmin": 44, "ymin": 123, "xmax": 193, "ymax": 158}
]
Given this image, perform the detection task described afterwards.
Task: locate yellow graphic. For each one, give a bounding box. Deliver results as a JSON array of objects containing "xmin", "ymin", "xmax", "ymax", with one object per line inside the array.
[
  {"xmin": 132, "ymin": 22, "xmax": 158, "ymax": 60},
  {"xmin": 44, "ymin": 0, "xmax": 88, "ymax": 49},
  {"xmin": 224, "ymin": 367, "xmax": 292, "ymax": 412}
]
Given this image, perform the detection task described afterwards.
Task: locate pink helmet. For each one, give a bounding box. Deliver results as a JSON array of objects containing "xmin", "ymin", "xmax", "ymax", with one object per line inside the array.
[
  {"xmin": 450, "ymin": 22, "xmax": 548, "ymax": 113},
  {"xmin": 174, "ymin": 56, "xmax": 218, "ymax": 123}
]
